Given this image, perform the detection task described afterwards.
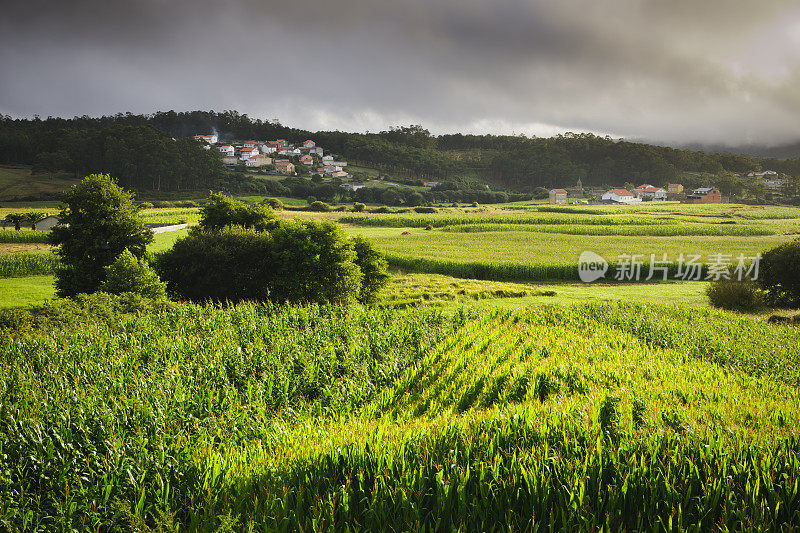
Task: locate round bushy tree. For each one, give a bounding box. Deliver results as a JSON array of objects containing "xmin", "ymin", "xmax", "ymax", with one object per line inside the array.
[
  {"xmin": 155, "ymin": 220, "xmax": 371, "ymax": 305},
  {"xmin": 199, "ymin": 192, "xmax": 276, "ymax": 232},
  {"xmin": 99, "ymin": 249, "xmax": 167, "ymax": 300},
  {"xmin": 760, "ymin": 237, "xmax": 800, "ymax": 307},
  {"xmin": 352, "ymin": 235, "xmax": 391, "ymax": 304},
  {"xmin": 50, "ymin": 174, "xmax": 153, "ymax": 297}
]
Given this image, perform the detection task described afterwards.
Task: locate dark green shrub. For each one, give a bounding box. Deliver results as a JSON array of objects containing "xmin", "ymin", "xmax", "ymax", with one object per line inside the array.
[
  {"xmin": 138, "ymin": 202, "xmax": 154, "ymax": 209},
  {"xmin": 308, "ymin": 201, "xmax": 331, "ymax": 212},
  {"xmin": 199, "ymin": 192, "xmax": 277, "ymax": 232},
  {"xmin": 352, "ymin": 202, "xmax": 366, "ymax": 212},
  {"xmin": 760, "ymin": 238, "xmax": 800, "ymax": 308},
  {"xmin": 155, "ymin": 229, "xmax": 275, "ymax": 302},
  {"xmin": 352, "ymin": 235, "xmax": 391, "ymax": 304},
  {"xmin": 706, "ymin": 279, "xmax": 766, "ymax": 311},
  {"xmin": 156, "ymin": 221, "xmax": 372, "ymax": 305},
  {"xmin": 414, "ymin": 206, "xmax": 437, "ymax": 214},
  {"xmin": 99, "ymin": 249, "xmax": 167, "ymax": 300},
  {"xmin": 261, "ymin": 198, "xmax": 284, "ymax": 210}
]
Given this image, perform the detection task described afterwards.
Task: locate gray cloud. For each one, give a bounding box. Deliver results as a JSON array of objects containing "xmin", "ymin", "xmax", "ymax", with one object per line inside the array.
[{"xmin": 1, "ymin": 0, "xmax": 799, "ymax": 145}]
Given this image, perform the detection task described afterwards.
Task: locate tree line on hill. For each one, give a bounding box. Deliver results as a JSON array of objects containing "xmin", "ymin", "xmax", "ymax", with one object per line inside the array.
[{"xmin": 2, "ymin": 111, "xmax": 799, "ymax": 201}]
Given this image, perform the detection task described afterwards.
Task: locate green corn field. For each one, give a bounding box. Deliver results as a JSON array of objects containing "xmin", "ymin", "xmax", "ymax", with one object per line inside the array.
[
  {"xmin": 0, "ymin": 251, "xmax": 59, "ymax": 277},
  {"xmin": 0, "ymin": 230, "xmax": 51, "ymax": 244},
  {"xmin": 1, "ymin": 301, "xmax": 798, "ymax": 530}
]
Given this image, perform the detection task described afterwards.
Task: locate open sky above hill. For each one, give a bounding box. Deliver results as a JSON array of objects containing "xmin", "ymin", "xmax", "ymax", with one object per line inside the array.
[{"xmin": 2, "ymin": 0, "xmax": 799, "ymax": 146}]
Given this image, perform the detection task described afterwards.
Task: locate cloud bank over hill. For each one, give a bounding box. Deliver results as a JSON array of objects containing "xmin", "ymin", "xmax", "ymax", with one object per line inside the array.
[{"xmin": 2, "ymin": 0, "xmax": 799, "ymax": 146}]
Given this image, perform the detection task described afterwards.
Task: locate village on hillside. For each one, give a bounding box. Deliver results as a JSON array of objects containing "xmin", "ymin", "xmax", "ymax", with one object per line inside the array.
[
  {"xmin": 193, "ymin": 134, "xmax": 352, "ymax": 180},
  {"xmin": 548, "ymin": 173, "xmax": 786, "ymax": 205}
]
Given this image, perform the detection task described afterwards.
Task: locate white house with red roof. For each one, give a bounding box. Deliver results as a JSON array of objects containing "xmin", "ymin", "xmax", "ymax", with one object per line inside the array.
[
  {"xmin": 302, "ymin": 140, "xmax": 316, "ymax": 148},
  {"xmin": 549, "ymin": 188, "xmax": 568, "ymax": 204},
  {"xmin": 300, "ymin": 154, "xmax": 314, "ymax": 165},
  {"xmin": 239, "ymin": 146, "xmax": 259, "ymax": 161},
  {"xmin": 602, "ymin": 189, "xmax": 641, "ymax": 204},
  {"xmin": 218, "ymin": 145, "xmax": 234, "ymax": 157},
  {"xmin": 632, "ymin": 184, "xmax": 667, "ymax": 200},
  {"xmin": 243, "ymin": 140, "xmax": 258, "ymax": 147},
  {"xmin": 193, "ymin": 134, "xmax": 218, "ymax": 144}
]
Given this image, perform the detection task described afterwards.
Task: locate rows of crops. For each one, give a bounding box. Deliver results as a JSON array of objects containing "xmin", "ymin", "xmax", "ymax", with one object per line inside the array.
[
  {"xmin": 441, "ymin": 222, "xmax": 777, "ymax": 236},
  {"xmin": 2, "ymin": 302, "xmax": 797, "ymax": 530},
  {"xmin": 0, "ymin": 251, "xmax": 59, "ymax": 277},
  {"xmin": 139, "ymin": 207, "xmax": 202, "ymax": 225},
  {"xmin": 340, "ymin": 212, "xmax": 671, "ymax": 228},
  {"xmin": 0, "ymin": 230, "xmax": 50, "ymax": 243}
]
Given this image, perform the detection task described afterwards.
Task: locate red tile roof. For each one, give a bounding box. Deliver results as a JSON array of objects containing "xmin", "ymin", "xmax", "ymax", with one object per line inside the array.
[
  {"xmin": 610, "ymin": 189, "xmax": 632, "ymax": 196},
  {"xmin": 551, "ymin": 189, "xmax": 567, "ymax": 194}
]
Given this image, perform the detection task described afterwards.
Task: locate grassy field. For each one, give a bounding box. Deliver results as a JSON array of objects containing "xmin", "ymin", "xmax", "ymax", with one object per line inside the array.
[
  {"xmin": 0, "ymin": 275, "xmax": 56, "ymax": 307},
  {"xmin": 1, "ymin": 302, "xmax": 798, "ymax": 530},
  {"xmin": 0, "ymin": 165, "xmax": 80, "ymax": 201}
]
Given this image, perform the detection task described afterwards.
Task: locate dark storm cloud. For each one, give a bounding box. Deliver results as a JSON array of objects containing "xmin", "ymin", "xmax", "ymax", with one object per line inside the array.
[{"xmin": 1, "ymin": 0, "xmax": 798, "ymax": 145}]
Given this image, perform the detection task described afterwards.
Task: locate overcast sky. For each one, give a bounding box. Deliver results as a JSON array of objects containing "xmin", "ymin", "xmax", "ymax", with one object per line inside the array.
[{"xmin": 2, "ymin": 0, "xmax": 799, "ymax": 145}]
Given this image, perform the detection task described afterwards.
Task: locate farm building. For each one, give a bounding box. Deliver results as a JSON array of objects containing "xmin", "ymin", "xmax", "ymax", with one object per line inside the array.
[
  {"xmin": 682, "ymin": 187, "xmax": 721, "ymax": 204},
  {"xmin": 549, "ymin": 189, "xmax": 568, "ymax": 204},
  {"xmin": 632, "ymin": 185, "xmax": 667, "ymax": 200},
  {"xmin": 32, "ymin": 215, "xmax": 61, "ymax": 231},
  {"xmin": 601, "ymin": 189, "xmax": 641, "ymax": 204}
]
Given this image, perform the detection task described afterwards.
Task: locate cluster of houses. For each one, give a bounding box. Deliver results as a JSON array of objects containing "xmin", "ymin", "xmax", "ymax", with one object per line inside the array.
[
  {"xmin": 549, "ymin": 182, "xmax": 722, "ymax": 205},
  {"xmin": 193, "ymin": 134, "xmax": 350, "ymax": 178},
  {"xmin": 747, "ymin": 170, "xmax": 787, "ymax": 190}
]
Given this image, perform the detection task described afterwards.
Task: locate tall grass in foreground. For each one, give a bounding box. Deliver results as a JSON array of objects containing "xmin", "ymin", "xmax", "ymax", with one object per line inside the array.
[
  {"xmin": 0, "ymin": 303, "xmax": 798, "ymax": 530},
  {"xmin": 0, "ymin": 251, "xmax": 59, "ymax": 277},
  {"xmin": 0, "ymin": 230, "xmax": 51, "ymax": 243}
]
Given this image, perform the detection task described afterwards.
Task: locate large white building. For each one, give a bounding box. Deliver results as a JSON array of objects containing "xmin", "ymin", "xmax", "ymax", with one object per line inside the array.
[{"xmin": 602, "ymin": 189, "xmax": 641, "ymax": 204}]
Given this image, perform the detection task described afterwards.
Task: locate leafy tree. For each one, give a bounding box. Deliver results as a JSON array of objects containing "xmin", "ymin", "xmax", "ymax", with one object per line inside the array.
[
  {"xmin": 759, "ymin": 238, "xmax": 800, "ymax": 308},
  {"xmin": 352, "ymin": 202, "xmax": 366, "ymax": 212},
  {"xmin": 50, "ymin": 174, "xmax": 153, "ymax": 297},
  {"xmin": 352, "ymin": 235, "xmax": 391, "ymax": 304},
  {"xmin": 156, "ymin": 220, "xmax": 367, "ymax": 305},
  {"xmin": 99, "ymin": 249, "xmax": 167, "ymax": 299},
  {"xmin": 3, "ymin": 213, "xmax": 26, "ymax": 231},
  {"xmin": 24, "ymin": 212, "xmax": 47, "ymax": 230},
  {"xmin": 198, "ymin": 192, "xmax": 276, "ymax": 232},
  {"xmin": 260, "ymin": 197, "xmax": 284, "ymax": 210},
  {"xmin": 308, "ymin": 201, "xmax": 331, "ymax": 212}
]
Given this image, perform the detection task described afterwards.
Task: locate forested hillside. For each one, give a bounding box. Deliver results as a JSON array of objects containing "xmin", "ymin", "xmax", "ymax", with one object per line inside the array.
[{"xmin": 1, "ymin": 111, "xmax": 799, "ymax": 199}]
